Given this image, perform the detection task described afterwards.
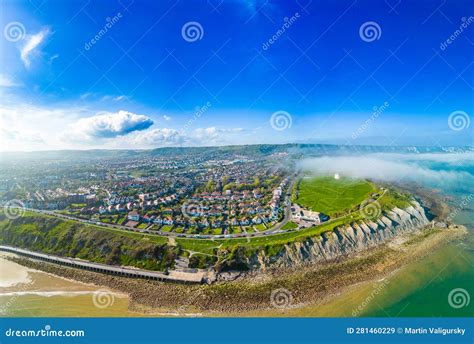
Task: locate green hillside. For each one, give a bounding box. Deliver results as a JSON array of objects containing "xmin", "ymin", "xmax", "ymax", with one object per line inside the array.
[{"xmin": 295, "ymin": 176, "xmax": 376, "ymax": 217}]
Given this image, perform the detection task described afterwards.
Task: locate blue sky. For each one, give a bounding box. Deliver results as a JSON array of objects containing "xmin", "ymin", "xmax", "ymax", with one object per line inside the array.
[{"xmin": 0, "ymin": 0, "xmax": 472, "ymax": 151}]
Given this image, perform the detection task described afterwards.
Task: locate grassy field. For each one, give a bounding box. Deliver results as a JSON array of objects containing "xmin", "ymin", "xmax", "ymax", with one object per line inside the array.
[
  {"xmin": 254, "ymin": 223, "xmax": 267, "ymax": 231},
  {"xmin": 281, "ymin": 222, "xmax": 298, "ymax": 230},
  {"xmin": 295, "ymin": 176, "xmax": 376, "ymax": 216},
  {"xmin": 377, "ymin": 189, "xmax": 412, "ymax": 210}
]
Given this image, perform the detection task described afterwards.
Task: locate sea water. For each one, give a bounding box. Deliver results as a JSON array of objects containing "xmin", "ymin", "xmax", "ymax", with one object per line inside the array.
[{"xmin": 361, "ymin": 155, "xmax": 474, "ymax": 317}]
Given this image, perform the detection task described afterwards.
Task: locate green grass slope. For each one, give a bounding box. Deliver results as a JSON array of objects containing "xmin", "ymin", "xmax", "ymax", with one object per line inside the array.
[{"xmin": 0, "ymin": 213, "xmax": 177, "ymax": 271}]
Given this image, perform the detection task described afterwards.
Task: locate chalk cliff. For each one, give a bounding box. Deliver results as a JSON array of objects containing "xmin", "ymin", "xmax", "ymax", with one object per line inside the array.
[{"xmin": 247, "ymin": 201, "xmax": 430, "ymax": 270}]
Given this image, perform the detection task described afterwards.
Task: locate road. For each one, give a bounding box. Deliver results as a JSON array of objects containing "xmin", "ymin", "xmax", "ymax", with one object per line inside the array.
[
  {"xmin": 0, "ymin": 245, "xmax": 205, "ymax": 283},
  {"xmin": 6, "ymin": 178, "xmax": 385, "ymax": 242},
  {"xmin": 262, "ymin": 174, "xmax": 298, "ymax": 234},
  {"xmin": 8, "ymin": 174, "xmax": 299, "ymax": 241}
]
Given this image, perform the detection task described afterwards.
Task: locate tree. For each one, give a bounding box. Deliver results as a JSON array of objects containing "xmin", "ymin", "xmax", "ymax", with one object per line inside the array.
[{"xmin": 206, "ymin": 178, "xmax": 214, "ymax": 192}]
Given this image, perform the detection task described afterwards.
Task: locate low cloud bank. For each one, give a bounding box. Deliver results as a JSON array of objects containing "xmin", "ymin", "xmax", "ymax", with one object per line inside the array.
[
  {"xmin": 298, "ymin": 153, "xmax": 473, "ymax": 184},
  {"xmin": 371, "ymin": 152, "xmax": 474, "ymax": 165}
]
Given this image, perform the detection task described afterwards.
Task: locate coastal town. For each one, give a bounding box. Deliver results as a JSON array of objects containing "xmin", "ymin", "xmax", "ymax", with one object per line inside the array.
[{"xmin": 0, "ymin": 148, "xmax": 325, "ymax": 237}]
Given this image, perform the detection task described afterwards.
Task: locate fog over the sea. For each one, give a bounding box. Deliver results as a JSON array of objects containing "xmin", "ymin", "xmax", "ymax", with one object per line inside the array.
[{"xmin": 298, "ymin": 152, "xmax": 474, "ymax": 184}]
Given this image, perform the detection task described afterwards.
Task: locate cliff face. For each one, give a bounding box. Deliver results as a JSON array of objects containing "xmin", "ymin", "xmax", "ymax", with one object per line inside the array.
[{"xmin": 248, "ymin": 201, "xmax": 430, "ymax": 271}]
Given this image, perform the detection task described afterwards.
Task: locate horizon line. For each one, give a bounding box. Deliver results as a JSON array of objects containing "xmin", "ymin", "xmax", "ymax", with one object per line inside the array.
[{"xmin": 1, "ymin": 142, "xmax": 473, "ymax": 154}]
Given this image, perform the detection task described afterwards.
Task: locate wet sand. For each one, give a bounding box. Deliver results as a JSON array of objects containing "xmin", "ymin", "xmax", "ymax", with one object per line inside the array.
[{"xmin": 0, "ymin": 254, "xmax": 131, "ymax": 317}]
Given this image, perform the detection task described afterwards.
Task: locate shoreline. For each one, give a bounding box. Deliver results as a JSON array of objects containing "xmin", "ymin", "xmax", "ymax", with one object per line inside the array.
[{"xmin": 4, "ymin": 224, "xmax": 468, "ymax": 316}]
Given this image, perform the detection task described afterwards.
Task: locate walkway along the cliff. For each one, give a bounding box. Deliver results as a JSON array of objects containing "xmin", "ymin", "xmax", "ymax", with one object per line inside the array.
[{"xmin": 0, "ymin": 245, "xmax": 205, "ymax": 284}]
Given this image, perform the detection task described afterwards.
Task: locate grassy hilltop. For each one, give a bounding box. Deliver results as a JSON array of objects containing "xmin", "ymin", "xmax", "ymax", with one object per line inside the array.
[{"xmin": 295, "ymin": 177, "xmax": 376, "ymax": 217}]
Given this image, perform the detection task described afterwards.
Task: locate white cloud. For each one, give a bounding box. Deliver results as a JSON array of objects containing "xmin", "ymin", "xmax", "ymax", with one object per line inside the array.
[
  {"xmin": 0, "ymin": 128, "xmax": 44, "ymax": 148},
  {"xmin": 193, "ymin": 126, "xmax": 243, "ymax": 139},
  {"xmin": 0, "ymin": 102, "xmax": 66, "ymax": 151},
  {"xmin": 100, "ymin": 95, "xmax": 128, "ymax": 102},
  {"xmin": 48, "ymin": 54, "xmax": 59, "ymax": 64},
  {"xmin": 0, "ymin": 95, "xmax": 256, "ymax": 150},
  {"xmin": 130, "ymin": 128, "xmax": 184, "ymax": 147},
  {"xmin": 0, "ymin": 75, "xmax": 21, "ymax": 87},
  {"xmin": 20, "ymin": 28, "xmax": 50, "ymax": 68},
  {"xmin": 79, "ymin": 93, "xmax": 128, "ymax": 102},
  {"xmin": 221, "ymin": 127, "xmax": 243, "ymax": 133},
  {"xmin": 118, "ymin": 126, "xmax": 246, "ymax": 149},
  {"xmin": 80, "ymin": 93, "xmax": 92, "ymax": 100},
  {"xmin": 194, "ymin": 126, "xmax": 218, "ymax": 139},
  {"xmin": 371, "ymin": 152, "xmax": 474, "ymax": 165},
  {"xmin": 163, "ymin": 115, "xmax": 171, "ymax": 121},
  {"xmin": 70, "ymin": 110, "xmax": 154, "ymax": 139}
]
